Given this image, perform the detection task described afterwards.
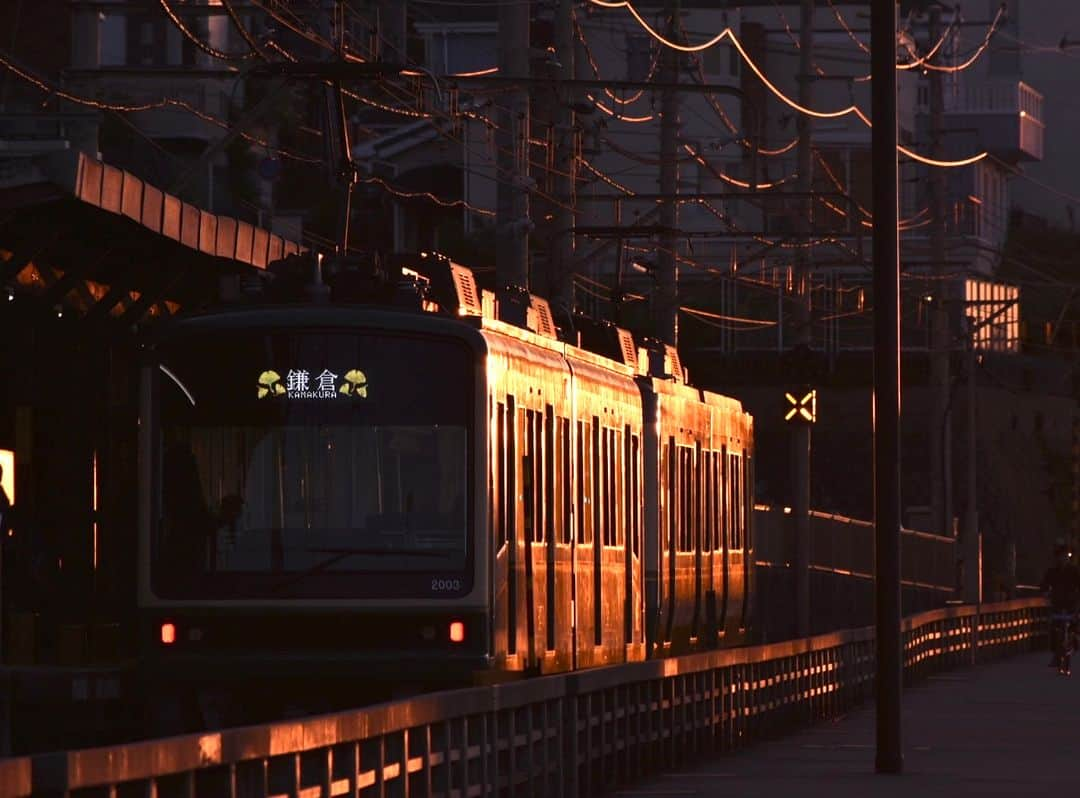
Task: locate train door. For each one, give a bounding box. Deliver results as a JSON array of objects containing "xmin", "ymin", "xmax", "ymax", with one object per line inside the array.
[
  {"xmin": 491, "ymin": 397, "xmax": 507, "ymax": 662},
  {"xmin": 711, "ymin": 448, "xmax": 724, "ymax": 644},
  {"xmin": 741, "ymin": 452, "xmax": 754, "ymax": 632},
  {"xmin": 641, "ymin": 390, "xmax": 661, "ymax": 656},
  {"xmin": 692, "ymin": 441, "xmax": 703, "ymax": 645},
  {"xmin": 623, "ymin": 425, "xmax": 639, "ymax": 658},
  {"xmin": 725, "ymin": 450, "xmax": 745, "ymax": 639},
  {"xmin": 663, "ymin": 436, "xmax": 676, "ymax": 645},
  {"xmin": 555, "ymin": 416, "xmax": 573, "ymax": 671},
  {"xmin": 702, "ymin": 449, "xmax": 716, "ymax": 645},
  {"xmin": 542, "ymin": 406, "xmax": 556, "ymax": 671},
  {"xmin": 522, "ymin": 407, "xmax": 541, "ymax": 669},
  {"xmin": 592, "ymin": 419, "xmax": 604, "ymax": 659},
  {"xmin": 603, "ymin": 425, "xmax": 627, "ymax": 661},
  {"xmin": 718, "ymin": 444, "xmax": 730, "ymax": 639},
  {"xmin": 574, "ymin": 418, "xmax": 596, "ymax": 667},
  {"xmin": 499, "ymin": 396, "xmax": 519, "ymax": 665}
]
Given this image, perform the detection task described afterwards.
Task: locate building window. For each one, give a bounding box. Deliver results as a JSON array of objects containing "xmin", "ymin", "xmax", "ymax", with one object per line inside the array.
[{"xmin": 426, "ymin": 30, "xmax": 497, "ymax": 75}]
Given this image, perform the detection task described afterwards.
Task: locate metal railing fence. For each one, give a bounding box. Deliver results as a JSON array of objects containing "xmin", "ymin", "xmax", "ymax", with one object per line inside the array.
[{"xmin": 6, "ymin": 598, "xmax": 1047, "ymax": 798}]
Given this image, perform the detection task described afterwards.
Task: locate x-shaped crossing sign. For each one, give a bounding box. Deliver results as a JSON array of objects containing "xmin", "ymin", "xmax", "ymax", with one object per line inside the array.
[{"xmin": 784, "ymin": 388, "xmax": 817, "ymax": 424}]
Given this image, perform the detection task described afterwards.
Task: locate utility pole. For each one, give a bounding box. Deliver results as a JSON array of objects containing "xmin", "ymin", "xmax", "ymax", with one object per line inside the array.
[
  {"xmin": 318, "ymin": 0, "xmax": 354, "ymax": 256},
  {"xmin": 496, "ymin": 0, "xmax": 531, "ymax": 307},
  {"xmin": 928, "ymin": 3, "xmax": 952, "ymax": 541},
  {"xmin": 375, "ymin": 0, "xmax": 406, "ymax": 65},
  {"xmin": 792, "ymin": 0, "xmax": 815, "ymax": 640},
  {"xmin": 872, "ymin": 0, "xmax": 903, "ymax": 776},
  {"xmin": 963, "ymin": 314, "xmax": 982, "ymax": 603},
  {"xmin": 550, "ymin": 0, "xmax": 576, "ymax": 318},
  {"xmin": 656, "ymin": 0, "xmax": 680, "ymax": 346}
]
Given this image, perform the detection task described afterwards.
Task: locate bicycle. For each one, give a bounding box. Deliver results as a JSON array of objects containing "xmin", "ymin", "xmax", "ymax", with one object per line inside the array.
[{"xmin": 1050, "ymin": 611, "xmax": 1079, "ymax": 676}]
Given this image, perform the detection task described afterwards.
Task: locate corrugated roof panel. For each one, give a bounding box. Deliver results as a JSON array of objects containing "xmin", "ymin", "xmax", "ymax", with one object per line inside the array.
[
  {"xmin": 234, "ymin": 221, "xmax": 254, "ymax": 265},
  {"xmin": 199, "ymin": 212, "xmax": 217, "ymax": 256},
  {"xmin": 141, "ymin": 185, "xmax": 163, "ymax": 234},
  {"xmin": 79, "ymin": 157, "xmax": 102, "ymax": 207},
  {"xmin": 180, "ymin": 203, "xmax": 200, "ymax": 251},
  {"xmin": 162, "ymin": 194, "xmax": 181, "ymax": 241},
  {"xmin": 121, "ymin": 173, "xmax": 143, "ymax": 222},
  {"xmin": 251, "ymin": 227, "xmax": 269, "ymax": 269},
  {"xmin": 101, "ymin": 164, "xmax": 123, "ymax": 214},
  {"xmin": 216, "ymin": 217, "xmax": 237, "ymax": 260},
  {"xmin": 268, "ymin": 234, "xmax": 284, "ymax": 264}
]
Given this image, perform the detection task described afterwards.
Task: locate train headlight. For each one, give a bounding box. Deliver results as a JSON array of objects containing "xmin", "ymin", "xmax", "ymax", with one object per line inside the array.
[
  {"xmin": 160, "ymin": 622, "xmax": 177, "ymax": 645},
  {"xmin": 449, "ymin": 620, "xmax": 466, "ymax": 643}
]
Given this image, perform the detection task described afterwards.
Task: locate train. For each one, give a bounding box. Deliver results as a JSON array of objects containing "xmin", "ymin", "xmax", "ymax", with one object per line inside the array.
[{"xmin": 136, "ymin": 253, "xmax": 754, "ymax": 728}]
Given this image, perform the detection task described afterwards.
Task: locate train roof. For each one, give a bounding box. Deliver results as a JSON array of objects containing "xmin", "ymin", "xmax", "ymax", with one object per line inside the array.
[{"xmin": 149, "ymin": 252, "xmax": 749, "ymax": 420}]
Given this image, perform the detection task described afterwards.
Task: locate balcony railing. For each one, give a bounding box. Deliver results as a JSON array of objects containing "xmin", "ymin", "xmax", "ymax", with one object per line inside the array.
[
  {"xmin": 945, "ymin": 80, "xmax": 1044, "ymax": 162},
  {"xmin": 946, "ymin": 80, "xmax": 1042, "ymax": 119}
]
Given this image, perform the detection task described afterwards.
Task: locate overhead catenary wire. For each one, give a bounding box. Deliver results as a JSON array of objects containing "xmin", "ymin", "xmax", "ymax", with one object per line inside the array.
[
  {"xmin": 0, "ymin": 48, "xmax": 319, "ymax": 163},
  {"xmin": 587, "ymin": 0, "xmax": 993, "ymax": 168},
  {"xmin": 157, "ymin": 0, "xmax": 258, "ymax": 62}
]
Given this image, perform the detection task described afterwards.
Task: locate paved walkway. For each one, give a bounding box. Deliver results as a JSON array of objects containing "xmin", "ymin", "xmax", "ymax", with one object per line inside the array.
[{"xmin": 616, "ymin": 652, "xmax": 1076, "ymax": 797}]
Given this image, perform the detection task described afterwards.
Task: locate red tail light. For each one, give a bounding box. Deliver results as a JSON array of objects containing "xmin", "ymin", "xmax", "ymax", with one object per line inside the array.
[
  {"xmin": 160, "ymin": 622, "xmax": 176, "ymax": 645},
  {"xmin": 449, "ymin": 620, "xmax": 465, "ymax": 643}
]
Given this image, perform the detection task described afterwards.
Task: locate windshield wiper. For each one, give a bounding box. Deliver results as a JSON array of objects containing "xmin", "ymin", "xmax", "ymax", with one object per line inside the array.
[{"xmin": 269, "ymin": 546, "xmax": 458, "ymax": 594}]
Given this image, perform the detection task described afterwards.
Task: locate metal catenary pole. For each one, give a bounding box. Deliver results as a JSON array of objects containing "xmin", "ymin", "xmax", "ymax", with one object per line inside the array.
[
  {"xmin": 928, "ymin": 3, "xmax": 953, "ymax": 541},
  {"xmin": 656, "ymin": 0, "xmax": 680, "ymax": 347},
  {"xmin": 872, "ymin": 0, "xmax": 903, "ymax": 776},
  {"xmin": 793, "ymin": 0, "xmax": 815, "ymax": 640},
  {"xmin": 496, "ymin": 0, "xmax": 531, "ymax": 302}
]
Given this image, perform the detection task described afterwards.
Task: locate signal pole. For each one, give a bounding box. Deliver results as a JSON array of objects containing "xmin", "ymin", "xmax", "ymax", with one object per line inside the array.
[
  {"xmin": 792, "ymin": 0, "xmax": 815, "ymax": 640},
  {"xmin": 496, "ymin": 0, "xmax": 531, "ymax": 299},
  {"xmin": 928, "ymin": 3, "xmax": 952, "ymax": 540},
  {"xmin": 656, "ymin": 0, "xmax": 680, "ymax": 346},
  {"xmin": 872, "ymin": 0, "xmax": 903, "ymax": 776}
]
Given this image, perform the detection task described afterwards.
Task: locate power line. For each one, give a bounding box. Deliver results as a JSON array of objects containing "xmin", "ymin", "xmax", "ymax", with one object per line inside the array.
[{"xmin": 157, "ymin": 0, "xmax": 257, "ymax": 62}]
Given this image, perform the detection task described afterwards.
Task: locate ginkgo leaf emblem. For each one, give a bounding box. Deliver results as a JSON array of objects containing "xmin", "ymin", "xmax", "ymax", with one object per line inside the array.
[
  {"xmin": 257, "ymin": 370, "xmax": 285, "ymax": 399},
  {"xmin": 340, "ymin": 369, "xmax": 368, "ymax": 398}
]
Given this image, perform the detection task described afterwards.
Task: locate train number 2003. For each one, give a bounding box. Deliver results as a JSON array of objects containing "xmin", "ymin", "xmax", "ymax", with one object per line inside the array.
[{"xmin": 431, "ymin": 578, "xmax": 463, "ymax": 592}]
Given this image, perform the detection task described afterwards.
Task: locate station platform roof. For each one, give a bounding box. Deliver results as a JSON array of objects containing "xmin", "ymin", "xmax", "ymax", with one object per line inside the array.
[{"xmin": 0, "ymin": 150, "xmax": 305, "ymax": 325}]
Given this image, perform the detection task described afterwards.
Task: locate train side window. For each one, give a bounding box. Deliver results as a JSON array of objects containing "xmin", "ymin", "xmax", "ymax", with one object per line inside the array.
[
  {"xmin": 496, "ymin": 401, "xmax": 506, "ymax": 547},
  {"xmin": 505, "ymin": 396, "xmax": 517, "ymax": 551},
  {"xmin": 600, "ymin": 427, "xmax": 608, "ymax": 547},
  {"xmin": 596, "ymin": 421, "xmax": 604, "ymax": 546},
  {"xmin": 489, "ymin": 398, "xmax": 495, "ymax": 542},
  {"xmin": 730, "ymin": 453, "xmax": 741, "ymax": 550},
  {"xmin": 607, "ymin": 428, "xmax": 617, "ymax": 548},
  {"xmin": 720, "ymin": 445, "xmax": 728, "ymax": 551},
  {"xmin": 675, "ymin": 447, "xmax": 683, "ymax": 553},
  {"xmin": 713, "ymin": 450, "xmax": 722, "ymax": 552},
  {"xmin": 576, "ymin": 421, "xmax": 585, "ymax": 544},
  {"xmin": 694, "ymin": 443, "xmax": 702, "ymax": 554},
  {"xmin": 544, "ymin": 405, "xmax": 554, "ymax": 545},
  {"xmin": 666, "ymin": 437, "xmax": 676, "ymax": 555},
  {"xmin": 683, "ymin": 447, "xmax": 693, "ymax": 553},
  {"xmin": 702, "ymin": 450, "xmax": 711, "ymax": 552},
  {"xmin": 534, "ymin": 409, "xmax": 544, "ymax": 543},
  {"xmin": 614, "ymin": 428, "xmax": 624, "ymax": 548},
  {"xmin": 580, "ymin": 420, "xmax": 594, "ymax": 545},
  {"xmin": 560, "ymin": 418, "xmax": 572, "ymax": 545},
  {"xmin": 522, "ymin": 409, "xmax": 535, "ymax": 543},
  {"xmin": 622, "ymin": 426, "xmax": 631, "ymax": 554},
  {"xmin": 630, "ymin": 433, "xmax": 640, "ymax": 557}
]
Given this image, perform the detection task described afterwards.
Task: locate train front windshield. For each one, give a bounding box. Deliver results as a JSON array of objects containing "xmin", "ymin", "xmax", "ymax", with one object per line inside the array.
[{"xmin": 150, "ymin": 328, "xmax": 475, "ymax": 599}]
